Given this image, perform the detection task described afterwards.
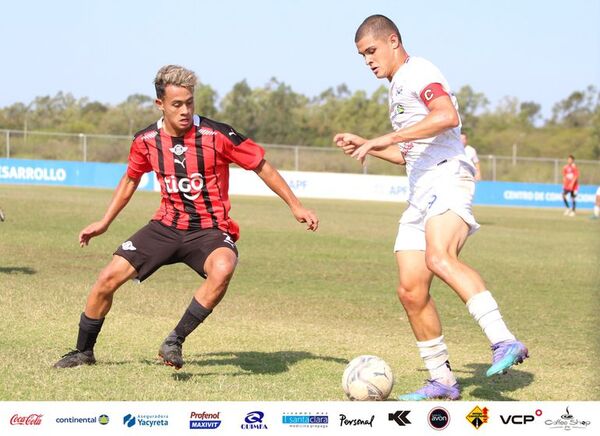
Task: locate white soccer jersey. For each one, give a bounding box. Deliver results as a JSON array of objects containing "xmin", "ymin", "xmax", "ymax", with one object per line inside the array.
[
  {"xmin": 464, "ymin": 145, "xmax": 479, "ymax": 165},
  {"xmin": 388, "ymin": 56, "xmax": 472, "ymax": 178}
]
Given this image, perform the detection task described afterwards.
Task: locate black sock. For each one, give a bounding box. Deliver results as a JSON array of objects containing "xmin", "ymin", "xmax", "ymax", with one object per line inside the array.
[
  {"xmin": 572, "ymin": 199, "xmax": 576, "ymax": 211},
  {"xmin": 76, "ymin": 312, "xmax": 105, "ymax": 352},
  {"xmin": 170, "ymin": 298, "xmax": 212, "ymax": 343},
  {"xmin": 563, "ymin": 196, "xmax": 569, "ymax": 208}
]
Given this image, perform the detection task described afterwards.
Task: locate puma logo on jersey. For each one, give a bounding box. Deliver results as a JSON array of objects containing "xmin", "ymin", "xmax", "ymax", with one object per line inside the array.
[
  {"xmin": 121, "ymin": 241, "xmax": 137, "ymax": 251},
  {"xmin": 141, "ymin": 131, "xmax": 158, "ymax": 141}
]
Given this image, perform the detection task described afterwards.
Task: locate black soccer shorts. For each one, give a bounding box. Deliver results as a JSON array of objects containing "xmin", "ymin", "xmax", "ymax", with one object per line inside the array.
[{"xmin": 114, "ymin": 220, "xmax": 238, "ymax": 282}]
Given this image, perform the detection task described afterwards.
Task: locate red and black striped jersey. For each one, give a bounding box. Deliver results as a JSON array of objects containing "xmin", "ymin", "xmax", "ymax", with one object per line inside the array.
[{"xmin": 127, "ymin": 114, "xmax": 265, "ymax": 240}]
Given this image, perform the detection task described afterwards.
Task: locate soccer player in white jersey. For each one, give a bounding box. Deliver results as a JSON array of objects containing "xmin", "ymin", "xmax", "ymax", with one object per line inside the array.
[
  {"xmin": 461, "ymin": 133, "xmax": 481, "ymax": 180},
  {"xmin": 334, "ymin": 15, "xmax": 528, "ymax": 400}
]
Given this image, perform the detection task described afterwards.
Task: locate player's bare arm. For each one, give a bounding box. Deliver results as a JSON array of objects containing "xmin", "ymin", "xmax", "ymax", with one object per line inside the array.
[
  {"xmin": 350, "ymin": 95, "xmax": 459, "ymax": 161},
  {"xmin": 79, "ymin": 174, "xmax": 140, "ymax": 246},
  {"xmin": 254, "ymin": 159, "xmax": 319, "ymax": 231},
  {"xmin": 334, "ymin": 133, "xmax": 405, "ymax": 165}
]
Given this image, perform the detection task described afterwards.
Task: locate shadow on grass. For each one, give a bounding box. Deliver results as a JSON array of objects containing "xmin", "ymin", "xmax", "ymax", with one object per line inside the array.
[
  {"xmin": 0, "ymin": 266, "xmax": 36, "ymax": 275},
  {"xmin": 156, "ymin": 351, "xmax": 348, "ymax": 381},
  {"xmin": 455, "ymin": 363, "xmax": 534, "ymax": 400}
]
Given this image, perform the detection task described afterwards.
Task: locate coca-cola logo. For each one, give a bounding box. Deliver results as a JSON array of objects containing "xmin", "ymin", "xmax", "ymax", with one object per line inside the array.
[{"xmin": 10, "ymin": 413, "xmax": 43, "ymax": 425}]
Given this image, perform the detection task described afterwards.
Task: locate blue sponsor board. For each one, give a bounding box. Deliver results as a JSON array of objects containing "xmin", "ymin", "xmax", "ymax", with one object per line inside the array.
[
  {"xmin": 0, "ymin": 158, "xmax": 154, "ymax": 191},
  {"xmin": 474, "ymin": 181, "xmax": 597, "ymax": 209}
]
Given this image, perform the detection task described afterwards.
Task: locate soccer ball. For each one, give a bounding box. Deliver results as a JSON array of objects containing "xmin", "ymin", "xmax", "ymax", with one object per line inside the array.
[{"xmin": 342, "ymin": 355, "xmax": 394, "ymax": 401}]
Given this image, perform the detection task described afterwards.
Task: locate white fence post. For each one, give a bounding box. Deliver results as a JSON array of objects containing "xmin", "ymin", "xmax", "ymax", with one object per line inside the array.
[
  {"xmin": 294, "ymin": 146, "xmax": 299, "ymax": 171},
  {"xmin": 554, "ymin": 159, "xmax": 559, "ymax": 184},
  {"xmin": 80, "ymin": 133, "xmax": 87, "ymax": 163},
  {"xmin": 5, "ymin": 130, "xmax": 9, "ymax": 158}
]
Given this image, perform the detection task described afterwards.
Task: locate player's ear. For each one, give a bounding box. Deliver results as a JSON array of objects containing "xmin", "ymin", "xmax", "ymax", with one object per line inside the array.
[
  {"xmin": 390, "ymin": 33, "xmax": 400, "ymax": 49},
  {"xmin": 155, "ymin": 98, "xmax": 164, "ymax": 112}
]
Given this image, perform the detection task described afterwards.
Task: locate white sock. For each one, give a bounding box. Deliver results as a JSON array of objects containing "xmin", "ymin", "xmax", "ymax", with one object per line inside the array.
[
  {"xmin": 466, "ymin": 290, "xmax": 516, "ymax": 345},
  {"xmin": 594, "ymin": 205, "xmax": 599, "ymax": 217},
  {"xmin": 416, "ymin": 335, "xmax": 457, "ymax": 386}
]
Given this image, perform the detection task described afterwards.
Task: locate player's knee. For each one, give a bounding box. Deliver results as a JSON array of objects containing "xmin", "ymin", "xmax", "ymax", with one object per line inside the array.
[
  {"xmin": 397, "ymin": 284, "xmax": 426, "ymax": 311},
  {"xmin": 206, "ymin": 257, "xmax": 236, "ymax": 284},
  {"xmin": 425, "ymin": 249, "xmax": 450, "ymax": 277},
  {"xmin": 95, "ymin": 268, "xmax": 123, "ymax": 294}
]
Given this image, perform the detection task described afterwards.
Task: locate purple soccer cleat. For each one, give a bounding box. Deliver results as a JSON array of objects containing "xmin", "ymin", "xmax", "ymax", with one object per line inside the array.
[
  {"xmin": 398, "ymin": 379, "xmax": 461, "ymax": 401},
  {"xmin": 486, "ymin": 340, "xmax": 529, "ymax": 377}
]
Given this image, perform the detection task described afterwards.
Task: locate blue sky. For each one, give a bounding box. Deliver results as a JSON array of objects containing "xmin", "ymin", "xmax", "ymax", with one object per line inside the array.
[{"xmin": 2, "ymin": 0, "xmax": 598, "ymax": 119}]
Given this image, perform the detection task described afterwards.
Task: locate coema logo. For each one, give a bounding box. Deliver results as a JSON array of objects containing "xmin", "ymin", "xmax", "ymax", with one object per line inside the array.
[
  {"xmin": 123, "ymin": 413, "xmax": 168, "ymax": 428},
  {"xmin": 241, "ymin": 411, "xmax": 268, "ymax": 430},
  {"xmin": 55, "ymin": 415, "xmax": 109, "ymax": 425},
  {"xmin": 281, "ymin": 412, "xmax": 328, "ymax": 428},
  {"xmin": 10, "ymin": 414, "xmax": 43, "ymax": 426},
  {"xmin": 428, "ymin": 408, "xmax": 450, "ymax": 430},
  {"xmin": 466, "ymin": 406, "xmax": 489, "ymax": 429},
  {"xmin": 189, "ymin": 412, "xmax": 221, "ymax": 429},
  {"xmin": 545, "ymin": 407, "xmax": 591, "ymax": 430}
]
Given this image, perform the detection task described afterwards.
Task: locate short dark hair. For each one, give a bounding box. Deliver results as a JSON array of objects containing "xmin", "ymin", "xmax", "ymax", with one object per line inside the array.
[
  {"xmin": 355, "ymin": 14, "xmax": 402, "ymax": 43},
  {"xmin": 568, "ymin": 154, "xmax": 575, "ymax": 160}
]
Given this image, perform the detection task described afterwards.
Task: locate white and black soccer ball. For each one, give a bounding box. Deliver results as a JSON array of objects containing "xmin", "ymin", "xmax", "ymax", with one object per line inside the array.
[{"xmin": 342, "ymin": 355, "xmax": 394, "ymax": 401}]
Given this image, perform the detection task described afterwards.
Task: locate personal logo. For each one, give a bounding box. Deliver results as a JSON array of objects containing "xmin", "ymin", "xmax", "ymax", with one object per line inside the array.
[
  {"xmin": 10, "ymin": 414, "xmax": 43, "ymax": 426},
  {"xmin": 123, "ymin": 413, "xmax": 168, "ymax": 428},
  {"xmin": 428, "ymin": 407, "xmax": 450, "ymax": 430},
  {"xmin": 389, "ymin": 410, "xmax": 411, "ymax": 426},
  {"xmin": 241, "ymin": 411, "xmax": 267, "ymax": 430},
  {"xmin": 500, "ymin": 409, "xmax": 541, "ymax": 425},
  {"xmin": 189, "ymin": 412, "xmax": 221, "ymax": 429},
  {"xmin": 121, "ymin": 241, "xmax": 136, "ymax": 251},
  {"xmin": 545, "ymin": 407, "xmax": 590, "ymax": 430},
  {"xmin": 466, "ymin": 406, "xmax": 489, "ymax": 429},
  {"xmin": 281, "ymin": 412, "xmax": 328, "ymax": 428},
  {"xmin": 339, "ymin": 413, "xmax": 374, "ymax": 427},
  {"xmin": 164, "ymin": 173, "xmax": 204, "ymax": 201},
  {"xmin": 169, "ymin": 144, "xmax": 188, "ymax": 168}
]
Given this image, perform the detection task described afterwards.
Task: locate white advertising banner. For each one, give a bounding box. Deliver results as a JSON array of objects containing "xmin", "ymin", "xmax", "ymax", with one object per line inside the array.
[{"xmin": 227, "ymin": 169, "xmax": 410, "ymax": 203}]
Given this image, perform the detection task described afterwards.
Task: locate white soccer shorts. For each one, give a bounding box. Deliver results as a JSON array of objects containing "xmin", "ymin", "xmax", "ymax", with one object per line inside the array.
[{"xmin": 394, "ymin": 159, "xmax": 480, "ymax": 252}]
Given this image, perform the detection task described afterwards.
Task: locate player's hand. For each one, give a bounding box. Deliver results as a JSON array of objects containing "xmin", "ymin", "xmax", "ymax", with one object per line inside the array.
[
  {"xmin": 291, "ymin": 206, "xmax": 319, "ymax": 231},
  {"xmin": 350, "ymin": 140, "xmax": 376, "ymax": 163},
  {"xmin": 79, "ymin": 221, "xmax": 109, "ymax": 247},
  {"xmin": 333, "ymin": 133, "xmax": 366, "ymax": 156}
]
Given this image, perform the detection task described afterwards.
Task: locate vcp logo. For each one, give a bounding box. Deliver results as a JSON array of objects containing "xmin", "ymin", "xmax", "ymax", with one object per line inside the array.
[{"xmin": 164, "ymin": 173, "xmax": 204, "ymax": 200}]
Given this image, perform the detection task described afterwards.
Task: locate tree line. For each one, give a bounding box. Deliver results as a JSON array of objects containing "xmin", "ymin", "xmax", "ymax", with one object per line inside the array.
[{"xmin": 0, "ymin": 79, "xmax": 598, "ymax": 159}]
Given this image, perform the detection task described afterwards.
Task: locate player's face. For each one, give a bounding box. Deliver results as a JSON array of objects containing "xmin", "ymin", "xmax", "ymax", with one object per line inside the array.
[
  {"xmin": 156, "ymin": 85, "xmax": 195, "ymax": 135},
  {"xmin": 461, "ymin": 134, "xmax": 468, "ymax": 146},
  {"xmin": 356, "ymin": 33, "xmax": 400, "ymax": 81},
  {"xmin": 567, "ymin": 157, "xmax": 574, "ymax": 165}
]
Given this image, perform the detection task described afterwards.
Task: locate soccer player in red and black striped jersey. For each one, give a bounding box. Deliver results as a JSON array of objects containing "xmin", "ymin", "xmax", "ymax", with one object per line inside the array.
[{"xmin": 54, "ymin": 65, "xmax": 318, "ymax": 369}]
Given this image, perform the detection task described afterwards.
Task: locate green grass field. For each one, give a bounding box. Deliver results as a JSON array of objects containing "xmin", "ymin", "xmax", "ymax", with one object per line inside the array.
[{"xmin": 0, "ymin": 185, "xmax": 598, "ymax": 401}]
